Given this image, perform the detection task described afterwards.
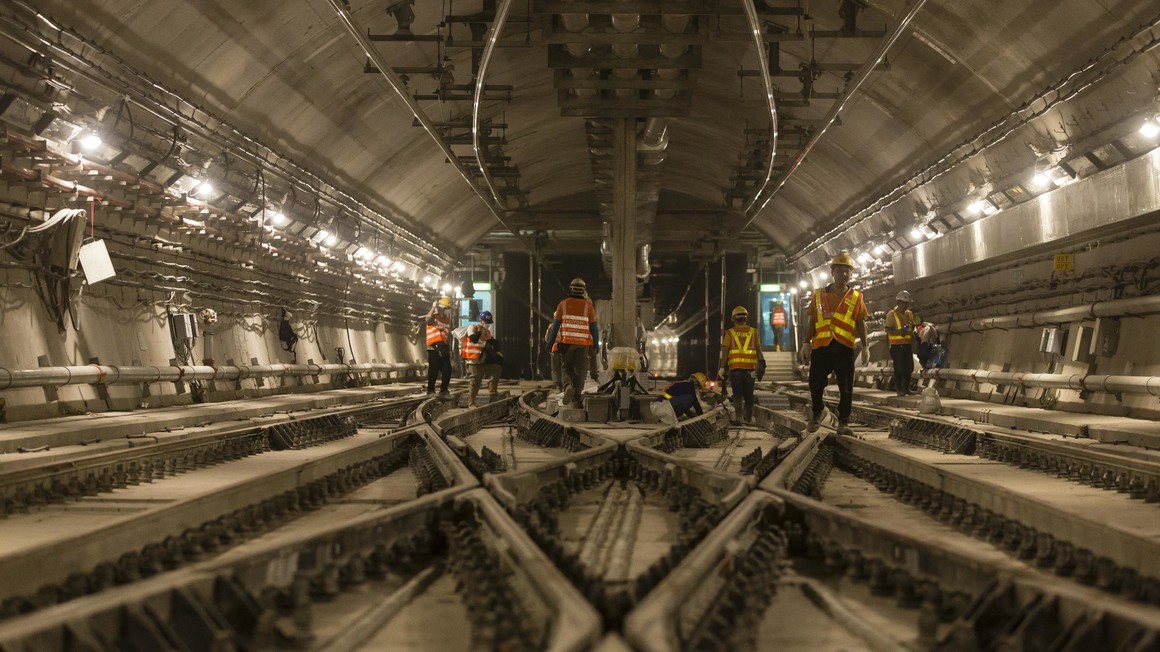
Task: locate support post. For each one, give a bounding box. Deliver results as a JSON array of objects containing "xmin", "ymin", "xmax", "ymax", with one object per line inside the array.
[{"xmin": 611, "ymin": 117, "xmax": 637, "ymax": 348}]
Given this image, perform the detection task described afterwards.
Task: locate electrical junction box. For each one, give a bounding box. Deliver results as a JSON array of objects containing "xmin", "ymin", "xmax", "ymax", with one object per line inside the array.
[
  {"xmin": 1090, "ymin": 318, "xmax": 1120, "ymax": 357},
  {"xmin": 1039, "ymin": 327, "xmax": 1061, "ymax": 355},
  {"xmin": 170, "ymin": 313, "xmax": 199, "ymax": 341},
  {"xmin": 1068, "ymin": 325, "xmax": 1093, "ymax": 364}
]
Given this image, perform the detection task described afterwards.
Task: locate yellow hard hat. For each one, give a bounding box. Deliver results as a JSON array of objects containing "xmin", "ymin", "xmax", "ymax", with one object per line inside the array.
[
  {"xmin": 830, "ymin": 251, "xmax": 855, "ymax": 268},
  {"xmin": 437, "ymin": 296, "xmax": 452, "ymax": 308},
  {"xmin": 690, "ymin": 372, "xmax": 708, "ymax": 389},
  {"xmin": 731, "ymin": 306, "xmax": 748, "ymax": 319}
]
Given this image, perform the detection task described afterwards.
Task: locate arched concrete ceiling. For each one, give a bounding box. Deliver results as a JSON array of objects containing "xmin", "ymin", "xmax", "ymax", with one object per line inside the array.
[{"xmin": 28, "ymin": 0, "xmax": 1160, "ymax": 264}]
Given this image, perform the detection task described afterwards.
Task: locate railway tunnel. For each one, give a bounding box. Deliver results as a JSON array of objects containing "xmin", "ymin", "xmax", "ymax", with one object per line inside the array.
[{"xmin": 2, "ymin": 0, "xmax": 1160, "ymax": 649}]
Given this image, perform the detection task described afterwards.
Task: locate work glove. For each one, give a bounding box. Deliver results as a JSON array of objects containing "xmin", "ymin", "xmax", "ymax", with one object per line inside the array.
[
  {"xmin": 717, "ymin": 367, "xmax": 727, "ymax": 380},
  {"xmin": 860, "ymin": 347, "xmax": 869, "ymax": 366},
  {"xmin": 799, "ymin": 345, "xmax": 811, "ymax": 365}
]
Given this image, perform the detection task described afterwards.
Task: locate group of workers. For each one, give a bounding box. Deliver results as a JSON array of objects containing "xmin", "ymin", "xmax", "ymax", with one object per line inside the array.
[
  {"xmin": 423, "ymin": 297, "xmax": 502, "ymax": 408},
  {"xmin": 425, "ymin": 253, "xmax": 934, "ymax": 433}
]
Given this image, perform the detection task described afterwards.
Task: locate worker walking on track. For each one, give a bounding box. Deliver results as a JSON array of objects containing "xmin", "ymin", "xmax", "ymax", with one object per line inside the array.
[
  {"xmin": 801, "ymin": 251, "xmax": 869, "ymax": 435},
  {"xmin": 770, "ymin": 300, "xmax": 788, "ymax": 351},
  {"xmin": 546, "ymin": 278, "xmax": 601, "ymax": 409},
  {"xmin": 884, "ymin": 290, "xmax": 918, "ymax": 396},
  {"xmin": 462, "ymin": 310, "xmax": 502, "ymax": 407},
  {"xmin": 424, "ymin": 296, "xmax": 454, "ymax": 397},
  {"xmin": 718, "ymin": 306, "xmax": 766, "ymax": 425}
]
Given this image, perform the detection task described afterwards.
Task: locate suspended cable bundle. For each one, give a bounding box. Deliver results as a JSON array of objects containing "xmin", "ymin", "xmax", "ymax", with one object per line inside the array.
[{"xmin": 1, "ymin": 208, "xmax": 87, "ymax": 332}]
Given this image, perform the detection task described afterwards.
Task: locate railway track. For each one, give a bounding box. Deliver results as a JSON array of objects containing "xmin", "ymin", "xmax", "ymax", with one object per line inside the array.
[{"xmin": 2, "ymin": 384, "xmax": 1160, "ymax": 649}]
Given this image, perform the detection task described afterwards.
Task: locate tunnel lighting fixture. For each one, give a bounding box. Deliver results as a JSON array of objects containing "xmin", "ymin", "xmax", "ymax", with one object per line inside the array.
[
  {"xmin": 374, "ymin": 254, "xmax": 390, "ymax": 267},
  {"xmin": 790, "ymin": 287, "xmax": 799, "ymax": 295},
  {"xmin": 390, "ymin": 260, "xmax": 405, "ymax": 272},
  {"xmin": 80, "ymin": 133, "xmax": 102, "ymax": 150},
  {"xmin": 1139, "ymin": 118, "xmax": 1160, "ymax": 138},
  {"xmin": 442, "ymin": 283, "xmax": 452, "ymax": 293},
  {"xmin": 874, "ymin": 244, "xmax": 887, "ymax": 255},
  {"xmin": 968, "ymin": 200, "xmax": 987, "ymax": 215},
  {"xmin": 1032, "ymin": 173, "xmax": 1052, "ymax": 189},
  {"xmin": 857, "ymin": 252, "xmax": 872, "ymax": 264},
  {"xmin": 819, "ymin": 271, "xmax": 829, "ymax": 280},
  {"xmin": 354, "ymin": 246, "xmax": 371, "ymax": 260},
  {"xmin": 910, "ymin": 227, "xmax": 924, "ymax": 240},
  {"xmin": 798, "ymin": 280, "xmax": 808, "ymax": 289},
  {"xmin": 324, "ymin": 232, "xmax": 338, "ymax": 247},
  {"xmin": 194, "ymin": 181, "xmax": 214, "ymax": 197},
  {"xmin": 270, "ymin": 212, "xmax": 287, "ymax": 226},
  {"xmin": 316, "ymin": 229, "xmax": 330, "ymax": 244},
  {"xmin": 423, "ymin": 275, "xmax": 433, "ymax": 285}
]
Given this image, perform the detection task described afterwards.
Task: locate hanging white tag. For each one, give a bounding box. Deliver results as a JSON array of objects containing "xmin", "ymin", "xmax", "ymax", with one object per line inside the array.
[{"xmin": 78, "ymin": 239, "xmax": 116, "ymax": 285}]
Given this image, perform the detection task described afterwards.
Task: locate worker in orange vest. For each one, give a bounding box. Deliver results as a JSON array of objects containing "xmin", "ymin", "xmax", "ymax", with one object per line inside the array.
[
  {"xmin": 424, "ymin": 296, "xmax": 454, "ymax": 397},
  {"xmin": 546, "ymin": 278, "xmax": 600, "ymax": 409},
  {"xmin": 462, "ymin": 310, "xmax": 502, "ymax": 407},
  {"xmin": 801, "ymin": 251, "xmax": 869, "ymax": 435},
  {"xmin": 770, "ymin": 300, "xmax": 788, "ymax": 351}
]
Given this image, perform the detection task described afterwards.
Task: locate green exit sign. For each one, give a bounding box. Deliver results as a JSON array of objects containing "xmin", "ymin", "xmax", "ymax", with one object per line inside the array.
[
  {"xmin": 473, "ymin": 282, "xmax": 492, "ymax": 291},
  {"xmin": 760, "ymin": 284, "xmax": 781, "ymax": 292}
]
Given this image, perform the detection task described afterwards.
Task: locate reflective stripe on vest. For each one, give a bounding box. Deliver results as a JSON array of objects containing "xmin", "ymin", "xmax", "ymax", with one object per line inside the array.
[
  {"xmin": 811, "ymin": 287, "xmax": 860, "ymax": 349},
  {"xmin": 461, "ymin": 326, "xmax": 489, "ymax": 361},
  {"xmin": 426, "ymin": 319, "xmax": 449, "ymax": 346},
  {"xmin": 887, "ymin": 309, "xmax": 914, "ymax": 346},
  {"xmin": 558, "ymin": 297, "xmax": 593, "ymax": 345},
  {"xmin": 726, "ymin": 326, "xmax": 758, "ymax": 369},
  {"xmin": 771, "ymin": 309, "xmax": 787, "ymax": 326}
]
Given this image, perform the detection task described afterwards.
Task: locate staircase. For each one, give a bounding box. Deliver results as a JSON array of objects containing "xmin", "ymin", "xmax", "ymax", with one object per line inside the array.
[{"xmin": 763, "ymin": 351, "xmax": 796, "ymax": 382}]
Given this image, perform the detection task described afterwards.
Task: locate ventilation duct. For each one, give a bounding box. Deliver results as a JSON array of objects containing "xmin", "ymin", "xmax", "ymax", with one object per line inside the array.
[{"xmin": 892, "ymin": 150, "xmax": 1160, "ymax": 282}]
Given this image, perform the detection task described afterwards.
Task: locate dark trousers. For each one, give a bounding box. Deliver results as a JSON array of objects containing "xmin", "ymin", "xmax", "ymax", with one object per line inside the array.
[
  {"xmin": 426, "ymin": 347, "xmax": 452, "ymax": 393},
  {"xmin": 558, "ymin": 343, "xmax": 590, "ymax": 406},
  {"xmin": 890, "ymin": 344, "xmax": 913, "ymax": 393},
  {"xmin": 772, "ymin": 327, "xmax": 783, "ymax": 349},
  {"xmin": 728, "ymin": 368, "xmax": 755, "ymax": 408},
  {"xmin": 809, "ymin": 340, "xmax": 855, "ymax": 424}
]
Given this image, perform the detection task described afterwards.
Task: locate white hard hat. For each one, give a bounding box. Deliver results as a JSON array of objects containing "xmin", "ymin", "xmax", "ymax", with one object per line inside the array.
[{"xmin": 896, "ymin": 290, "xmax": 912, "ymax": 302}]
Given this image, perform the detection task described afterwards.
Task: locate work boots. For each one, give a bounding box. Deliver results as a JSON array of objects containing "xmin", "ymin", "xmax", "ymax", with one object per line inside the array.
[
  {"xmin": 731, "ymin": 398, "xmax": 743, "ymax": 426},
  {"xmin": 744, "ymin": 403, "xmax": 754, "ymax": 425}
]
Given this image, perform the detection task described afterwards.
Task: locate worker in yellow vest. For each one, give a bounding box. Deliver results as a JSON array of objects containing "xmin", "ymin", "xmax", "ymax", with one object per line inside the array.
[
  {"xmin": 884, "ymin": 290, "xmax": 919, "ymax": 396},
  {"xmin": 718, "ymin": 306, "xmax": 766, "ymax": 424},
  {"xmin": 801, "ymin": 251, "xmax": 869, "ymax": 435}
]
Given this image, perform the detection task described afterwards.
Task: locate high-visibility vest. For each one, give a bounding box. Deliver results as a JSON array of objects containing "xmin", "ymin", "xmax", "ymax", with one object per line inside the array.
[
  {"xmin": 462, "ymin": 326, "xmax": 490, "ymax": 361},
  {"xmin": 426, "ymin": 316, "xmax": 449, "ymax": 346},
  {"xmin": 557, "ymin": 297, "xmax": 594, "ymax": 346},
  {"xmin": 725, "ymin": 325, "xmax": 758, "ymax": 370},
  {"xmin": 771, "ymin": 308, "xmax": 787, "ymax": 327},
  {"xmin": 811, "ymin": 287, "xmax": 861, "ymax": 349},
  {"xmin": 887, "ymin": 308, "xmax": 916, "ymax": 346}
]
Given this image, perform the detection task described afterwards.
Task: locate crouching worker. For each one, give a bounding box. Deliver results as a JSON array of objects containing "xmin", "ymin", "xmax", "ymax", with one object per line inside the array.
[{"xmin": 650, "ymin": 372, "xmax": 709, "ymax": 425}]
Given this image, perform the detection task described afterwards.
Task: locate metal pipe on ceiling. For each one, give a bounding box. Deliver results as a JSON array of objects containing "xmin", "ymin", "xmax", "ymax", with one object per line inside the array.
[
  {"xmin": 741, "ymin": 0, "xmax": 929, "ymax": 228},
  {"xmin": 738, "ymin": 0, "xmax": 779, "ymax": 217},
  {"xmin": 325, "ymin": 0, "xmax": 531, "ymax": 252},
  {"xmin": 473, "ymin": 0, "xmax": 515, "ymax": 209},
  {"xmin": 2, "ymin": 2, "xmax": 451, "ymax": 271},
  {"xmin": 792, "ymin": 8, "xmax": 1160, "ymax": 266}
]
